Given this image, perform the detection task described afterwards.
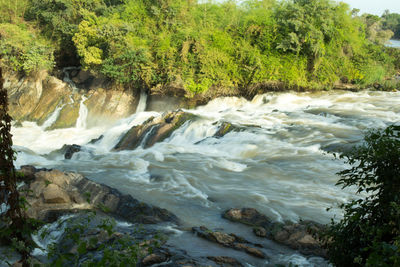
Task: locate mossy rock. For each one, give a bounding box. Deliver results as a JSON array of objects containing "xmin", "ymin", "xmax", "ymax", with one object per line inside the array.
[{"xmin": 213, "ymin": 121, "xmax": 246, "ymax": 138}]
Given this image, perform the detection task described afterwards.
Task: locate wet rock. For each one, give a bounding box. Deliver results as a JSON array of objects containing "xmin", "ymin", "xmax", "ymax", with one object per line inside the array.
[
  {"xmin": 88, "ymin": 135, "xmax": 104, "ymax": 144},
  {"xmin": 142, "ymin": 253, "xmax": 168, "ymax": 266},
  {"xmin": 20, "ymin": 166, "xmax": 179, "ymax": 224},
  {"xmin": 270, "ymin": 220, "xmax": 326, "ymax": 257},
  {"xmin": 223, "ymin": 208, "xmax": 272, "ymax": 228},
  {"xmin": 207, "ymin": 256, "xmax": 243, "ymax": 267},
  {"xmin": 223, "ymin": 208, "xmax": 326, "ymax": 257},
  {"xmin": 192, "ymin": 226, "xmax": 266, "ymax": 259},
  {"xmin": 85, "ymin": 87, "xmax": 136, "ymax": 127},
  {"xmin": 63, "ymin": 144, "xmax": 82, "ymax": 159},
  {"xmin": 114, "ymin": 110, "xmax": 197, "ymax": 151},
  {"xmin": 72, "ymin": 69, "xmax": 91, "ymax": 85},
  {"xmin": 253, "ymin": 226, "xmax": 267, "ymax": 237},
  {"xmin": 193, "ymin": 226, "xmax": 235, "ymax": 246},
  {"xmin": 42, "ymin": 184, "xmax": 70, "ymax": 204},
  {"xmin": 45, "ymin": 144, "xmax": 84, "ymax": 160},
  {"xmin": 213, "ymin": 122, "xmax": 236, "ymax": 138},
  {"xmin": 19, "ymin": 165, "xmax": 38, "ymax": 182},
  {"xmin": 4, "ymin": 69, "xmax": 136, "ymax": 129},
  {"xmin": 234, "ymin": 243, "xmax": 265, "ymax": 258}
]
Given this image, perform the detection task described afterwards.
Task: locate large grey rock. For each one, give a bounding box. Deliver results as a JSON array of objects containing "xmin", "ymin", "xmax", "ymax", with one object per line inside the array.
[
  {"xmin": 223, "ymin": 208, "xmax": 272, "ymax": 228},
  {"xmin": 42, "ymin": 184, "xmax": 70, "ymax": 204},
  {"xmin": 19, "ymin": 166, "xmax": 179, "ymax": 224},
  {"xmin": 192, "ymin": 226, "xmax": 266, "ymax": 259},
  {"xmin": 114, "ymin": 110, "xmax": 197, "ymax": 151},
  {"xmin": 4, "ymin": 70, "xmax": 136, "ymax": 129},
  {"xmin": 223, "ymin": 208, "xmax": 326, "ymax": 257}
]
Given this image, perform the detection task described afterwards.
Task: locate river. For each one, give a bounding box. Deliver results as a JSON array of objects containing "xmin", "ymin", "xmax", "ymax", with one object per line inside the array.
[
  {"xmin": 11, "ymin": 90, "xmax": 400, "ymax": 266},
  {"xmin": 387, "ymin": 39, "xmax": 400, "ymax": 48}
]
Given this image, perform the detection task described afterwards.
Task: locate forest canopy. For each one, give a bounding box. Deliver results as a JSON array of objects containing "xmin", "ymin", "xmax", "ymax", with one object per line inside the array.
[{"xmin": 0, "ymin": 0, "xmax": 399, "ymax": 94}]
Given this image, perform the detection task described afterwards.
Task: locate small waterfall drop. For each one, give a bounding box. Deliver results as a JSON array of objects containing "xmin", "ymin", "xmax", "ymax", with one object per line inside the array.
[
  {"xmin": 136, "ymin": 90, "xmax": 148, "ymax": 113},
  {"xmin": 76, "ymin": 96, "xmax": 88, "ymax": 129},
  {"xmin": 62, "ymin": 67, "xmax": 80, "ymax": 91},
  {"xmin": 41, "ymin": 105, "xmax": 64, "ymax": 130}
]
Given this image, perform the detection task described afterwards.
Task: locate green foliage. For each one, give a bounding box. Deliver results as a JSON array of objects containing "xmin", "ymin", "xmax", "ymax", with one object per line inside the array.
[
  {"xmin": 382, "ymin": 11, "xmax": 400, "ymax": 39},
  {"xmin": 324, "ymin": 125, "xmax": 400, "ymax": 266},
  {"xmin": 45, "ymin": 212, "xmax": 162, "ymax": 266},
  {"xmin": 360, "ymin": 13, "xmax": 394, "ymax": 45},
  {"xmin": 0, "ymin": 23, "xmax": 54, "ymax": 73},
  {"xmin": 0, "ymin": 0, "xmax": 29, "ymax": 23},
  {"xmin": 2, "ymin": 0, "xmax": 399, "ymax": 91}
]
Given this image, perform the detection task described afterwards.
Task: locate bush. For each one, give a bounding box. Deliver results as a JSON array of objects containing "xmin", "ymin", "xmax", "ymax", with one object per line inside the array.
[
  {"xmin": 324, "ymin": 125, "xmax": 400, "ymax": 266},
  {"xmin": 0, "ymin": 23, "xmax": 54, "ymax": 74}
]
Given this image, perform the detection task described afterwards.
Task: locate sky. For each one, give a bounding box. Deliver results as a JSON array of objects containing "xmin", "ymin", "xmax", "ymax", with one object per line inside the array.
[{"xmin": 336, "ymin": 0, "xmax": 399, "ymax": 15}]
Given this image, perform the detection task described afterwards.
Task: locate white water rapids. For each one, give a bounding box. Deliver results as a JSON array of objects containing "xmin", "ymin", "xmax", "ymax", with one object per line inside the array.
[{"xmin": 10, "ymin": 90, "xmax": 400, "ymax": 266}]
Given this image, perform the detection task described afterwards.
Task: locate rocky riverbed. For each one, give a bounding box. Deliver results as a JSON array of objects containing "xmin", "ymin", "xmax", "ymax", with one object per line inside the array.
[
  {"xmin": 6, "ymin": 67, "xmax": 400, "ymax": 266},
  {"xmin": 11, "ymin": 166, "xmax": 328, "ymax": 266}
]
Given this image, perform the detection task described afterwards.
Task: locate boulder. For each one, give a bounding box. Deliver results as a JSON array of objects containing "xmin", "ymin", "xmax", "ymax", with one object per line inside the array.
[
  {"xmin": 270, "ymin": 220, "xmax": 326, "ymax": 257},
  {"xmin": 19, "ymin": 166, "xmax": 179, "ymax": 224},
  {"xmin": 42, "ymin": 184, "xmax": 70, "ymax": 204},
  {"xmin": 4, "ymin": 69, "xmax": 136, "ymax": 129},
  {"xmin": 142, "ymin": 253, "xmax": 168, "ymax": 266},
  {"xmin": 114, "ymin": 110, "xmax": 197, "ymax": 151},
  {"xmin": 192, "ymin": 226, "xmax": 266, "ymax": 259},
  {"xmin": 223, "ymin": 208, "xmax": 326, "ymax": 257},
  {"xmin": 223, "ymin": 208, "xmax": 272, "ymax": 228},
  {"xmin": 88, "ymin": 135, "xmax": 104, "ymax": 144},
  {"xmin": 207, "ymin": 256, "xmax": 243, "ymax": 267},
  {"xmin": 213, "ymin": 122, "xmax": 236, "ymax": 138},
  {"xmin": 63, "ymin": 144, "xmax": 82, "ymax": 159},
  {"xmin": 253, "ymin": 226, "xmax": 267, "ymax": 237}
]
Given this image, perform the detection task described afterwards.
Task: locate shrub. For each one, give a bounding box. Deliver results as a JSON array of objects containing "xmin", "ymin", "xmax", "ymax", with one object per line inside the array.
[
  {"xmin": 324, "ymin": 125, "xmax": 400, "ymax": 266},
  {"xmin": 0, "ymin": 23, "xmax": 54, "ymax": 74}
]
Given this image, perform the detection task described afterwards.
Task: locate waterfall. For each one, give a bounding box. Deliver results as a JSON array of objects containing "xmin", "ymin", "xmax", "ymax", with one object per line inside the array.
[
  {"xmin": 136, "ymin": 89, "xmax": 148, "ymax": 113},
  {"xmin": 62, "ymin": 67, "xmax": 80, "ymax": 91},
  {"xmin": 76, "ymin": 96, "xmax": 88, "ymax": 129},
  {"xmin": 41, "ymin": 105, "xmax": 64, "ymax": 130}
]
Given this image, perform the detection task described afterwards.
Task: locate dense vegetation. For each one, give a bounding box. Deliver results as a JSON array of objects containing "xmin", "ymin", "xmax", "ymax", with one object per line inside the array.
[
  {"xmin": 324, "ymin": 125, "xmax": 400, "ymax": 266},
  {"xmin": 382, "ymin": 11, "xmax": 400, "ymax": 39},
  {"xmin": 0, "ymin": 0, "xmax": 399, "ymax": 95}
]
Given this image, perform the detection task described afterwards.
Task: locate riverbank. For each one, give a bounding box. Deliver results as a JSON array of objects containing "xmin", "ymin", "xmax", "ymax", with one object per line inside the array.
[{"xmin": 5, "ymin": 68, "xmax": 399, "ymax": 132}]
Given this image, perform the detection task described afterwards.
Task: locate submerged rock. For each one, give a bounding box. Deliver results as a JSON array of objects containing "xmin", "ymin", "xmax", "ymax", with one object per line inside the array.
[
  {"xmin": 192, "ymin": 226, "xmax": 266, "ymax": 259},
  {"xmin": 213, "ymin": 122, "xmax": 238, "ymax": 138},
  {"xmin": 88, "ymin": 135, "xmax": 104, "ymax": 144},
  {"xmin": 114, "ymin": 110, "xmax": 197, "ymax": 151},
  {"xmin": 46, "ymin": 144, "xmax": 83, "ymax": 159},
  {"xmin": 223, "ymin": 208, "xmax": 272, "ymax": 228},
  {"xmin": 223, "ymin": 208, "xmax": 326, "ymax": 257},
  {"xmin": 63, "ymin": 144, "xmax": 82, "ymax": 159},
  {"xmin": 18, "ymin": 166, "xmax": 179, "ymax": 224},
  {"xmin": 207, "ymin": 256, "xmax": 243, "ymax": 267}
]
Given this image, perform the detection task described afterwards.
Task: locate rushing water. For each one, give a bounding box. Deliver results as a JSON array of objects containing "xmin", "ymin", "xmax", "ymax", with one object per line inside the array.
[
  {"xmin": 76, "ymin": 96, "xmax": 88, "ymax": 129},
  {"xmin": 41, "ymin": 104, "xmax": 65, "ymax": 130},
  {"xmin": 387, "ymin": 39, "xmax": 400, "ymax": 48},
  {"xmin": 11, "ymin": 90, "xmax": 400, "ymax": 266}
]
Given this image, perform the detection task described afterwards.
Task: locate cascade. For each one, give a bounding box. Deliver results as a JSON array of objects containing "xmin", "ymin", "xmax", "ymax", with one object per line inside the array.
[
  {"xmin": 136, "ymin": 89, "xmax": 148, "ymax": 113},
  {"xmin": 62, "ymin": 67, "xmax": 80, "ymax": 91},
  {"xmin": 41, "ymin": 105, "xmax": 64, "ymax": 130},
  {"xmin": 76, "ymin": 95, "xmax": 88, "ymax": 129}
]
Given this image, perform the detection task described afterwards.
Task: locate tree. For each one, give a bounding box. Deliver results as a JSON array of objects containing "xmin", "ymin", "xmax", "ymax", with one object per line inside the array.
[
  {"xmin": 324, "ymin": 125, "xmax": 400, "ymax": 266},
  {"xmin": 381, "ymin": 11, "xmax": 400, "ymax": 39},
  {"xmin": 0, "ymin": 58, "xmax": 33, "ymax": 266}
]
